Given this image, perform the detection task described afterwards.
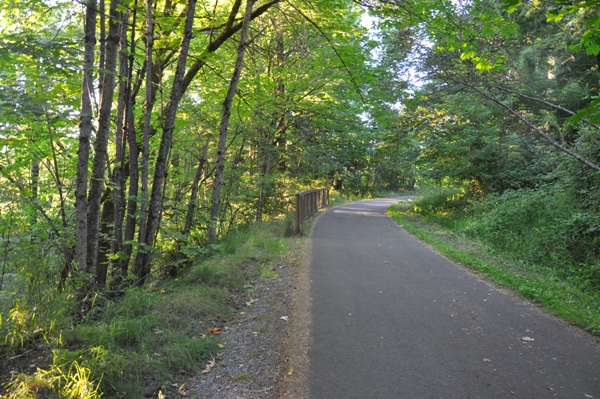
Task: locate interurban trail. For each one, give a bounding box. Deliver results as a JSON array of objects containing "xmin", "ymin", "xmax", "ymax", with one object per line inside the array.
[{"xmin": 308, "ymin": 198, "xmax": 600, "ymax": 399}]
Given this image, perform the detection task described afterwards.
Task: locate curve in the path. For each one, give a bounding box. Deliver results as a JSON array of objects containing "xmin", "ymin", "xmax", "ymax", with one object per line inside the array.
[{"xmin": 308, "ymin": 198, "xmax": 600, "ymax": 399}]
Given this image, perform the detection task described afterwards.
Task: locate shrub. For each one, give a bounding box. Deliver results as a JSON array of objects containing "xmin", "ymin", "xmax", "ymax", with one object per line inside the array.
[{"xmin": 412, "ymin": 186, "xmax": 469, "ymax": 217}]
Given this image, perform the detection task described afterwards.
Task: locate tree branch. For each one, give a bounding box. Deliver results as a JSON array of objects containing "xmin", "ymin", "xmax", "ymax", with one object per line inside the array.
[
  {"xmin": 286, "ymin": 0, "xmax": 366, "ymax": 104},
  {"xmin": 461, "ymin": 82, "xmax": 600, "ymax": 173}
]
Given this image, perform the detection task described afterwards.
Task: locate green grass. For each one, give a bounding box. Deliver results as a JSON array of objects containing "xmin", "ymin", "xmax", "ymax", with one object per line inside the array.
[
  {"xmin": 1, "ymin": 218, "xmax": 294, "ymax": 398},
  {"xmin": 388, "ymin": 198, "xmax": 600, "ymax": 336}
]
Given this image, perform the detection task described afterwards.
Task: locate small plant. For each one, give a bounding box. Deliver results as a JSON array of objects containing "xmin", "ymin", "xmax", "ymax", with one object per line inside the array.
[
  {"xmin": 259, "ymin": 263, "xmax": 278, "ymax": 279},
  {"xmin": 412, "ymin": 186, "xmax": 468, "ymax": 217},
  {"xmin": 56, "ymin": 361, "xmax": 102, "ymax": 399},
  {"xmin": 232, "ymin": 373, "xmax": 255, "ymax": 382}
]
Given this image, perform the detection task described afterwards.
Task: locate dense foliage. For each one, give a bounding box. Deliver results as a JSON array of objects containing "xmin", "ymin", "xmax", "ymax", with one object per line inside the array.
[{"xmin": 366, "ymin": 0, "xmax": 600, "ymax": 284}]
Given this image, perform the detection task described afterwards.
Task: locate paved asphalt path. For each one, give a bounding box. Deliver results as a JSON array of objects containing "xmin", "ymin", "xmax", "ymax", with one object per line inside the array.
[{"xmin": 308, "ymin": 198, "xmax": 600, "ymax": 399}]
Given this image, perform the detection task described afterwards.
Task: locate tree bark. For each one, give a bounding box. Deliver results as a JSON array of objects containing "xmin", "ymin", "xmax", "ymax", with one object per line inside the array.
[
  {"xmin": 30, "ymin": 149, "xmax": 40, "ymax": 226},
  {"xmin": 98, "ymin": 0, "xmax": 106, "ymax": 95},
  {"xmin": 75, "ymin": 0, "xmax": 97, "ymax": 272},
  {"xmin": 116, "ymin": 0, "xmax": 139, "ymax": 286},
  {"xmin": 208, "ymin": 0, "xmax": 255, "ymax": 245},
  {"xmin": 138, "ymin": 0, "xmax": 155, "ymax": 253},
  {"xmin": 133, "ymin": 0, "xmax": 198, "ymax": 285},
  {"xmin": 96, "ymin": 189, "xmax": 114, "ymax": 287},
  {"xmin": 182, "ymin": 135, "xmax": 211, "ymax": 237},
  {"xmin": 120, "ymin": 99, "xmax": 139, "ymax": 283},
  {"xmin": 111, "ymin": 9, "xmax": 130, "ymax": 281},
  {"xmin": 86, "ymin": 0, "xmax": 122, "ymax": 277}
]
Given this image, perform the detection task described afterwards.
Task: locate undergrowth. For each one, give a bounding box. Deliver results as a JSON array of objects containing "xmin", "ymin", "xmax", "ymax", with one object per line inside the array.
[
  {"xmin": 388, "ymin": 187, "xmax": 600, "ymax": 336},
  {"xmin": 0, "ymin": 219, "xmax": 292, "ymax": 398}
]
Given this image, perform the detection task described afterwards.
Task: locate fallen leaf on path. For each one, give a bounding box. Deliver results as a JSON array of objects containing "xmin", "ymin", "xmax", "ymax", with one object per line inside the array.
[
  {"xmin": 521, "ymin": 336, "xmax": 535, "ymax": 342},
  {"xmin": 280, "ymin": 316, "xmax": 289, "ymax": 322},
  {"xmin": 246, "ymin": 298, "xmax": 258, "ymax": 307},
  {"xmin": 210, "ymin": 326, "xmax": 221, "ymax": 335},
  {"xmin": 201, "ymin": 358, "xmax": 216, "ymax": 374}
]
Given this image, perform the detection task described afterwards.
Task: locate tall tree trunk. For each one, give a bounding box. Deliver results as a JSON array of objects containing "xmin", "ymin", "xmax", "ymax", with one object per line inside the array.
[
  {"xmin": 120, "ymin": 102, "xmax": 139, "ymax": 283},
  {"xmin": 30, "ymin": 151, "xmax": 39, "ymax": 227},
  {"xmin": 111, "ymin": 9, "xmax": 130, "ymax": 279},
  {"xmin": 133, "ymin": 0, "xmax": 198, "ymax": 285},
  {"xmin": 208, "ymin": 0, "xmax": 255, "ymax": 245},
  {"xmin": 98, "ymin": 0, "xmax": 106, "ymax": 95},
  {"xmin": 182, "ymin": 136, "xmax": 211, "ymax": 237},
  {"xmin": 46, "ymin": 124, "xmax": 68, "ymax": 229},
  {"xmin": 75, "ymin": 0, "xmax": 97, "ymax": 272},
  {"xmin": 256, "ymin": 159, "xmax": 267, "ymax": 222},
  {"xmin": 86, "ymin": 0, "xmax": 122, "ymax": 277},
  {"xmin": 96, "ymin": 190, "xmax": 114, "ymax": 287},
  {"xmin": 138, "ymin": 0, "xmax": 155, "ymax": 251},
  {"xmin": 115, "ymin": 0, "xmax": 139, "ymax": 286},
  {"xmin": 274, "ymin": 30, "xmax": 287, "ymax": 171}
]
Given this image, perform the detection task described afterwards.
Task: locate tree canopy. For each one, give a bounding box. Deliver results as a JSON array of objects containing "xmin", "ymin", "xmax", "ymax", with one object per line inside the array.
[{"xmin": 1, "ymin": 0, "xmax": 598, "ymax": 309}]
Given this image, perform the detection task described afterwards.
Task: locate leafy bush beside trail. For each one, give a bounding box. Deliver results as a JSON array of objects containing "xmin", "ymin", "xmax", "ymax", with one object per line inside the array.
[{"xmin": 411, "ymin": 186, "xmax": 600, "ymax": 289}]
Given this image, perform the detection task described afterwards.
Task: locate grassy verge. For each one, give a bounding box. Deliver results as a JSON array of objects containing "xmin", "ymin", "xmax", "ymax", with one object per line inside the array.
[
  {"xmin": 388, "ymin": 198, "xmax": 600, "ymax": 336},
  {"xmin": 1, "ymin": 219, "xmax": 292, "ymax": 398}
]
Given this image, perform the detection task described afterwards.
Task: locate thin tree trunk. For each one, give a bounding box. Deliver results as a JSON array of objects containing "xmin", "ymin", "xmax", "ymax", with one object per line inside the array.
[
  {"xmin": 96, "ymin": 189, "xmax": 114, "ymax": 287},
  {"xmin": 208, "ymin": 0, "xmax": 255, "ymax": 245},
  {"xmin": 86, "ymin": 0, "xmax": 122, "ymax": 277},
  {"xmin": 182, "ymin": 136, "xmax": 211, "ymax": 237},
  {"xmin": 115, "ymin": 0, "xmax": 139, "ymax": 285},
  {"xmin": 120, "ymin": 101, "xmax": 139, "ymax": 282},
  {"xmin": 30, "ymin": 150, "xmax": 39, "ymax": 226},
  {"xmin": 133, "ymin": 0, "xmax": 198, "ymax": 285},
  {"xmin": 111, "ymin": 9, "xmax": 130, "ymax": 277},
  {"xmin": 42, "ymin": 124, "xmax": 75, "ymax": 286},
  {"xmin": 98, "ymin": 0, "xmax": 106, "ymax": 95},
  {"xmin": 74, "ymin": 0, "xmax": 97, "ymax": 271},
  {"xmin": 138, "ymin": 0, "xmax": 155, "ymax": 250},
  {"xmin": 256, "ymin": 145, "xmax": 269, "ymax": 222},
  {"xmin": 45, "ymin": 118, "xmax": 68, "ymax": 228}
]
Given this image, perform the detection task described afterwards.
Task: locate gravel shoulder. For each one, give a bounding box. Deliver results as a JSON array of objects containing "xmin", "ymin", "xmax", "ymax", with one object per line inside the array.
[{"xmin": 186, "ymin": 236, "xmax": 312, "ymax": 399}]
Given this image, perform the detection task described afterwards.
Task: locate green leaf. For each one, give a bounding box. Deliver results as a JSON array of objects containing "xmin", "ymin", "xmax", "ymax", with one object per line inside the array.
[
  {"xmin": 586, "ymin": 42, "xmax": 600, "ymax": 55},
  {"xmin": 502, "ymin": 0, "xmax": 521, "ymax": 13},
  {"xmin": 404, "ymin": 99, "xmax": 417, "ymax": 109},
  {"xmin": 460, "ymin": 50, "xmax": 477, "ymax": 60}
]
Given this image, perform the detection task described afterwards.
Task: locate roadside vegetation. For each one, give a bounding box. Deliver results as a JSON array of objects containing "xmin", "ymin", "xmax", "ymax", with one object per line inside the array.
[
  {"xmin": 0, "ymin": 218, "xmax": 293, "ymax": 398},
  {"xmin": 388, "ymin": 187, "xmax": 600, "ymax": 336}
]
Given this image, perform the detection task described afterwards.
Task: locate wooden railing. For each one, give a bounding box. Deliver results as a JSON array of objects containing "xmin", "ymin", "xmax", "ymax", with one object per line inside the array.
[{"xmin": 295, "ymin": 188, "xmax": 329, "ymax": 234}]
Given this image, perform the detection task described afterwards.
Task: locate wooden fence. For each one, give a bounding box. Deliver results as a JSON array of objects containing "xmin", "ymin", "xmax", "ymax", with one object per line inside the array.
[{"xmin": 295, "ymin": 188, "xmax": 329, "ymax": 234}]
